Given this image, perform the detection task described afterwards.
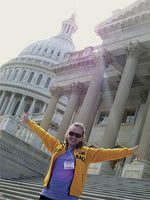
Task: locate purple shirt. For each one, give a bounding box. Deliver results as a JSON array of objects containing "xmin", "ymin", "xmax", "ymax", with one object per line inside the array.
[{"xmin": 41, "ymin": 147, "xmax": 78, "ymax": 200}]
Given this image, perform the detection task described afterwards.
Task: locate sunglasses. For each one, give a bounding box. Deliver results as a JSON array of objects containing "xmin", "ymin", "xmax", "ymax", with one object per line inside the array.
[{"xmin": 68, "ymin": 131, "xmax": 82, "ymax": 138}]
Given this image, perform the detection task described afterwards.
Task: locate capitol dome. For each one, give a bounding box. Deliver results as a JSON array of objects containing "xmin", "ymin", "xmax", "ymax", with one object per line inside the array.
[
  {"xmin": 0, "ymin": 14, "xmax": 78, "ymax": 140},
  {"xmin": 19, "ymin": 13, "xmax": 78, "ymax": 63}
]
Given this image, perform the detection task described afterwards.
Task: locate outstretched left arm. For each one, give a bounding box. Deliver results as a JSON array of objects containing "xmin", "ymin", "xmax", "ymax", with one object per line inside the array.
[{"xmin": 87, "ymin": 145, "xmax": 142, "ymax": 163}]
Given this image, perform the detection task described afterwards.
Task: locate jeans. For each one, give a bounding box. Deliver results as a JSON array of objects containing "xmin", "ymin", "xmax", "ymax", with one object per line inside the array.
[{"xmin": 39, "ymin": 195, "xmax": 54, "ymax": 200}]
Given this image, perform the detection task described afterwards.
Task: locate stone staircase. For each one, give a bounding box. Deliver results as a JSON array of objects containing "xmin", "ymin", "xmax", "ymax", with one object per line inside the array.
[{"xmin": 0, "ymin": 175, "xmax": 150, "ymax": 200}]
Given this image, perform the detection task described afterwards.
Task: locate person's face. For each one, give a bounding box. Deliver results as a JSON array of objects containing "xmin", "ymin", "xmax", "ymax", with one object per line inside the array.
[{"xmin": 66, "ymin": 125, "xmax": 83, "ymax": 148}]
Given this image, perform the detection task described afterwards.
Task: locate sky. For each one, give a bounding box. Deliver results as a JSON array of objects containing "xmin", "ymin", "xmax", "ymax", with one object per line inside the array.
[{"xmin": 0, "ymin": 0, "xmax": 136, "ymax": 66}]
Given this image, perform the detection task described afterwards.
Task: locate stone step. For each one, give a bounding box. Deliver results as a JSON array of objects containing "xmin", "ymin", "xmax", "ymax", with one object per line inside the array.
[
  {"xmin": 0, "ymin": 176, "xmax": 150, "ymax": 200},
  {"xmin": 83, "ymin": 190, "xmax": 150, "ymax": 200},
  {"xmin": 0, "ymin": 187, "xmax": 39, "ymax": 200},
  {"xmin": 2, "ymin": 178, "xmax": 149, "ymax": 192},
  {"xmin": 80, "ymin": 195, "xmax": 105, "ymax": 200},
  {"xmin": 0, "ymin": 185, "xmax": 39, "ymax": 196},
  {"xmin": 0, "ymin": 192, "xmax": 36, "ymax": 200},
  {"xmin": 0, "ymin": 181, "xmax": 42, "ymax": 192},
  {"xmin": 85, "ymin": 187, "xmax": 149, "ymax": 193},
  {"xmin": 0, "ymin": 179, "xmax": 42, "ymax": 189},
  {"xmin": 81, "ymin": 193, "xmax": 131, "ymax": 200},
  {"xmin": 85, "ymin": 184, "xmax": 150, "ymax": 192}
]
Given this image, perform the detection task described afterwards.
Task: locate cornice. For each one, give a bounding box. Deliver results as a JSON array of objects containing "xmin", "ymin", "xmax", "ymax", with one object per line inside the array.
[
  {"xmin": 0, "ymin": 57, "xmax": 56, "ymax": 74},
  {"xmin": 96, "ymin": 10, "xmax": 150, "ymax": 38},
  {"xmin": 51, "ymin": 58, "xmax": 96, "ymax": 74},
  {"xmin": 51, "ymin": 58, "xmax": 95, "ymax": 74},
  {"xmin": 95, "ymin": 0, "xmax": 150, "ymax": 38},
  {"xmin": 0, "ymin": 81, "xmax": 50, "ymax": 102}
]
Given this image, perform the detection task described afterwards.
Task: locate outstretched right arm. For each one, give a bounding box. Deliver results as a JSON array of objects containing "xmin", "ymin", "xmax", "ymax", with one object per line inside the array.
[{"xmin": 21, "ymin": 112, "xmax": 60, "ymax": 152}]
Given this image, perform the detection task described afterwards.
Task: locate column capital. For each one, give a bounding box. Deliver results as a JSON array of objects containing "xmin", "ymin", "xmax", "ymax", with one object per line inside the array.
[
  {"xmin": 50, "ymin": 86, "xmax": 64, "ymax": 98},
  {"xmin": 70, "ymin": 82, "xmax": 87, "ymax": 96},
  {"xmin": 124, "ymin": 40, "xmax": 146, "ymax": 58},
  {"xmin": 95, "ymin": 49, "xmax": 114, "ymax": 68},
  {"xmin": 22, "ymin": 94, "xmax": 26, "ymax": 98}
]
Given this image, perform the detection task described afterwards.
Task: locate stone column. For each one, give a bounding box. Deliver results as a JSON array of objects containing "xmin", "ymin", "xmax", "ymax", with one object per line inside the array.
[
  {"xmin": 40, "ymin": 86, "xmax": 63, "ymax": 131},
  {"xmin": 122, "ymin": 91, "xmax": 150, "ymax": 178},
  {"xmin": 99, "ymin": 41, "xmax": 146, "ymax": 175},
  {"xmin": 0, "ymin": 96, "xmax": 9, "ymax": 115},
  {"xmin": 41, "ymin": 103, "xmax": 47, "ymax": 114},
  {"xmin": 139, "ymin": 91, "xmax": 150, "ymax": 162},
  {"xmin": 76, "ymin": 50, "xmax": 112, "ymax": 141},
  {"xmin": 9, "ymin": 96, "xmax": 18, "ymax": 115},
  {"xmin": 15, "ymin": 95, "xmax": 26, "ymax": 116},
  {"xmin": 0, "ymin": 91, "xmax": 6, "ymax": 108},
  {"xmin": 56, "ymin": 82, "xmax": 84, "ymax": 141},
  {"xmin": 29, "ymin": 98, "xmax": 36, "ymax": 115},
  {"xmin": 4, "ymin": 93, "xmax": 15, "ymax": 114}
]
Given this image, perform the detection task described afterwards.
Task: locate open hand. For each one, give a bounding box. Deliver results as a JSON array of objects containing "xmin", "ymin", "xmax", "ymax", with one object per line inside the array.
[
  {"xmin": 20, "ymin": 112, "xmax": 29, "ymax": 124},
  {"xmin": 131, "ymin": 145, "xmax": 142, "ymax": 161}
]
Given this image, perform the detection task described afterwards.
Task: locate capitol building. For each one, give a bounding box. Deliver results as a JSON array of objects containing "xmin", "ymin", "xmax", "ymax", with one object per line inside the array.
[{"xmin": 0, "ymin": 0, "xmax": 150, "ymax": 180}]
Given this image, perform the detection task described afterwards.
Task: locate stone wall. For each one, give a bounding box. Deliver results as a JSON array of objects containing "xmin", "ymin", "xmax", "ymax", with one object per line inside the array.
[{"xmin": 0, "ymin": 130, "xmax": 50, "ymax": 179}]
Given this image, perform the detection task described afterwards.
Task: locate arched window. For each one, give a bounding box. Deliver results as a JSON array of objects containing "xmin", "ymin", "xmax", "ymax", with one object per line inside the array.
[
  {"xmin": 31, "ymin": 46, "xmax": 36, "ymax": 53},
  {"xmin": 20, "ymin": 70, "xmax": 26, "ymax": 81},
  {"xmin": 33, "ymin": 101, "xmax": 43, "ymax": 114},
  {"xmin": 27, "ymin": 72, "xmax": 34, "ymax": 83},
  {"xmin": 66, "ymin": 25, "xmax": 70, "ymax": 34},
  {"xmin": 12, "ymin": 69, "xmax": 19, "ymax": 80},
  {"xmin": 36, "ymin": 74, "xmax": 43, "ymax": 85},
  {"xmin": 12, "ymin": 100, "xmax": 20, "ymax": 115},
  {"xmin": 0, "ymin": 97, "xmax": 5, "ymax": 110},
  {"xmin": 33, "ymin": 106, "xmax": 40, "ymax": 113},
  {"xmin": 64, "ymin": 24, "xmax": 67, "ymax": 31},
  {"xmin": 44, "ymin": 77, "xmax": 51, "ymax": 88},
  {"xmin": 52, "ymin": 108, "xmax": 64, "ymax": 125},
  {"xmin": 7, "ymin": 70, "xmax": 12, "ymax": 79},
  {"xmin": 24, "ymin": 103, "xmax": 31, "ymax": 113},
  {"xmin": 51, "ymin": 49, "xmax": 54, "ymax": 54},
  {"xmin": 57, "ymin": 52, "xmax": 60, "ymax": 57},
  {"xmin": 2, "ymin": 70, "xmax": 6, "ymax": 79}
]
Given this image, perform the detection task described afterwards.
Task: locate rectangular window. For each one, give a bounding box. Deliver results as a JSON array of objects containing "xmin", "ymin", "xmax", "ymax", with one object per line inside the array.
[
  {"xmin": 122, "ymin": 108, "xmax": 137, "ymax": 124},
  {"xmin": 52, "ymin": 111, "xmax": 63, "ymax": 125},
  {"xmin": 96, "ymin": 107, "xmax": 137, "ymax": 126},
  {"xmin": 57, "ymin": 108, "xmax": 64, "ymax": 115},
  {"xmin": 96, "ymin": 111, "xmax": 109, "ymax": 126}
]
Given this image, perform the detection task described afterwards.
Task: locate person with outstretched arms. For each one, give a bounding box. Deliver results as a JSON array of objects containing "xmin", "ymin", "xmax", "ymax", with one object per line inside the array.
[{"xmin": 21, "ymin": 112, "xmax": 142, "ymax": 200}]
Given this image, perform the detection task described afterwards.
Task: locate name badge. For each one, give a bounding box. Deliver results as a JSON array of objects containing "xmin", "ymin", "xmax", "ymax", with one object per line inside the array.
[{"xmin": 64, "ymin": 161, "xmax": 74, "ymax": 169}]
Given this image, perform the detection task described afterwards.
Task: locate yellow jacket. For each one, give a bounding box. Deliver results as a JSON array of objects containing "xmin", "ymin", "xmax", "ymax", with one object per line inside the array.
[{"xmin": 27, "ymin": 120, "xmax": 133, "ymax": 198}]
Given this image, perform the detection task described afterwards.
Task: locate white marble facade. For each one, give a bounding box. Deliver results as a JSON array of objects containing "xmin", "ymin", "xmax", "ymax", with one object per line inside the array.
[{"xmin": 0, "ymin": 0, "xmax": 150, "ymax": 179}]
